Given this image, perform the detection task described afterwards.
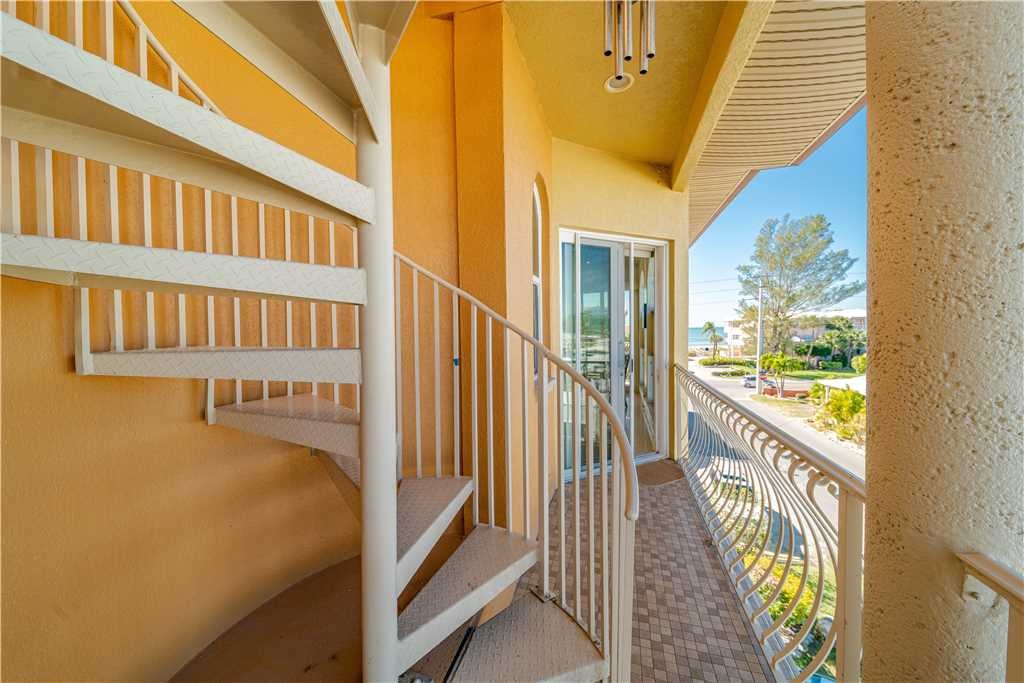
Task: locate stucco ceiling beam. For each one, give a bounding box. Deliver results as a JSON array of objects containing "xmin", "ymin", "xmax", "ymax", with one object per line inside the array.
[{"xmin": 669, "ymin": 1, "xmax": 775, "ymax": 193}]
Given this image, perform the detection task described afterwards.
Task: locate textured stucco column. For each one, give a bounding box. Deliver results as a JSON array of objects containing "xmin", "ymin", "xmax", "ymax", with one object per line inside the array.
[{"xmin": 864, "ymin": 3, "xmax": 1023, "ymax": 681}]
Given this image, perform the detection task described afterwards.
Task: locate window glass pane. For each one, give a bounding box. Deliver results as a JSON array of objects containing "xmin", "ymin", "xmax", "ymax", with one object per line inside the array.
[
  {"xmin": 531, "ymin": 189, "xmax": 541, "ymax": 277},
  {"xmin": 560, "ymin": 241, "xmax": 575, "ymax": 363}
]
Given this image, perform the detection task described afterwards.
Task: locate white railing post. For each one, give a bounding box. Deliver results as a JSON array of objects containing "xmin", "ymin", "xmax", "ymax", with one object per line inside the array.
[
  {"xmin": 356, "ymin": 24, "xmax": 398, "ymax": 683},
  {"xmin": 837, "ymin": 490, "xmax": 865, "ymax": 682}
]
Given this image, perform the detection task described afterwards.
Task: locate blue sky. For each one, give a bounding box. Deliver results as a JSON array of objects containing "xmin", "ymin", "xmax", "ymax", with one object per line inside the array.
[{"xmin": 688, "ymin": 108, "xmax": 867, "ymax": 327}]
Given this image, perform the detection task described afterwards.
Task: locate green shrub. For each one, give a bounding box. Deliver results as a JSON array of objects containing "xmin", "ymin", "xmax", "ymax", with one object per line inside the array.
[
  {"xmin": 826, "ymin": 388, "xmax": 864, "ymax": 423},
  {"xmin": 819, "ymin": 360, "xmax": 845, "ymax": 371},
  {"xmin": 698, "ymin": 357, "xmax": 734, "ymax": 367},
  {"xmin": 851, "ymin": 354, "xmax": 867, "ymax": 373},
  {"xmin": 807, "ymin": 382, "xmax": 826, "ymax": 405},
  {"xmin": 712, "ymin": 366, "xmax": 749, "ymax": 377}
]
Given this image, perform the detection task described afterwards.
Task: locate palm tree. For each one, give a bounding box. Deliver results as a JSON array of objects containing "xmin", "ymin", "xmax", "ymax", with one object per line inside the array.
[
  {"xmin": 702, "ymin": 321, "xmax": 720, "ymax": 358},
  {"xmin": 708, "ymin": 332, "xmax": 724, "ymax": 359},
  {"xmin": 818, "ymin": 329, "xmax": 843, "ymax": 362}
]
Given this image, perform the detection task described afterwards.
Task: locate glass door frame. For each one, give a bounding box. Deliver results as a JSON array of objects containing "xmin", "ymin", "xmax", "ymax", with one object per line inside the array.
[{"xmin": 558, "ymin": 227, "xmax": 669, "ymax": 466}]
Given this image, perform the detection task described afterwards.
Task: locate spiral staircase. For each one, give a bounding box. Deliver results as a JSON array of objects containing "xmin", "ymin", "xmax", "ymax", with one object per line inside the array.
[{"xmin": 0, "ymin": 3, "xmax": 637, "ymax": 680}]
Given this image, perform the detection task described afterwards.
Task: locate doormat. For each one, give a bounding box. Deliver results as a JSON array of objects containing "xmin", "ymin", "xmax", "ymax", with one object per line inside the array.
[{"xmin": 637, "ymin": 460, "xmax": 683, "ymax": 487}]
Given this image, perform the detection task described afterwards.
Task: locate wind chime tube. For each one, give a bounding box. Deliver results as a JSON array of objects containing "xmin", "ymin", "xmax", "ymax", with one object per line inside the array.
[
  {"xmin": 603, "ymin": 0, "xmax": 613, "ymax": 56},
  {"xmin": 623, "ymin": 0, "xmax": 633, "ymax": 61},
  {"xmin": 614, "ymin": 0, "xmax": 625, "ymax": 79},
  {"xmin": 646, "ymin": 0, "xmax": 656, "ymax": 59},
  {"xmin": 639, "ymin": 0, "xmax": 649, "ymax": 74}
]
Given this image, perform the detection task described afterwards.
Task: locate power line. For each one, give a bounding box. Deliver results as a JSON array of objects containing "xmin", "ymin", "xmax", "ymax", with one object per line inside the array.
[{"xmin": 689, "ymin": 271, "xmax": 866, "ymax": 286}]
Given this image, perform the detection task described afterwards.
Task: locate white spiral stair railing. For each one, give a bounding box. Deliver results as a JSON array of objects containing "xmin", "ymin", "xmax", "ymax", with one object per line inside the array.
[
  {"xmin": 393, "ymin": 253, "xmax": 639, "ymax": 681},
  {"xmin": 676, "ymin": 366, "xmax": 866, "ymax": 682}
]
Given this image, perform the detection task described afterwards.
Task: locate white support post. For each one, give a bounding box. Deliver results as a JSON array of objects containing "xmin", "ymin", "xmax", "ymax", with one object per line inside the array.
[
  {"xmin": 837, "ymin": 490, "xmax": 865, "ymax": 682},
  {"xmin": 356, "ymin": 24, "xmax": 398, "ymax": 683}
]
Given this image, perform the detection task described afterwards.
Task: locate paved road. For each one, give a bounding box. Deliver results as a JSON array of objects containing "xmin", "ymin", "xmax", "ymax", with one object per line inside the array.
[{"xmin": 687, "ymin": 360, "xmax": 865, "ymax": 481}]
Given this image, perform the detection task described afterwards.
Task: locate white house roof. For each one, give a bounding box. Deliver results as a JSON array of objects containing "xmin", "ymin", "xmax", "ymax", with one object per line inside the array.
[{"xmin": 818, "ymin": 375, "xmax": 867, "ymax": 395}]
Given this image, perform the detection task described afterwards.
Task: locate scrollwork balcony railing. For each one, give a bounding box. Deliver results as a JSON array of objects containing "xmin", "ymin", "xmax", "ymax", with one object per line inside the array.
[{"xmin": 675, "ymin": 367, "xmax": 866, "ymax": 682}]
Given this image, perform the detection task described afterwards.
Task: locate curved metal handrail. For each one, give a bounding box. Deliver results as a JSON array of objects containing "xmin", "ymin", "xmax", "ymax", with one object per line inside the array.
[
  {"xmin": 396, "ymin": 251, "xmax": 639, "ymax": 520},
  {"xmin": 676, "ymin": 365, "xmax": 866, "ymax": 682},
  {"xmin": 677, "ymin": 365, "xmax": 865, "ymax": 500}
]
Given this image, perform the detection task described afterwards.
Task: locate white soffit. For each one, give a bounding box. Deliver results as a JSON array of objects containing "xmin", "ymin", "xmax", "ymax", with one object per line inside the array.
[
  {"xmin": 222, "ymin": 0, "xmax": 381, "ymax": 142},
  {"xmin": 688, "ymin": 1, "xmax": 866, "ymax": 244}
]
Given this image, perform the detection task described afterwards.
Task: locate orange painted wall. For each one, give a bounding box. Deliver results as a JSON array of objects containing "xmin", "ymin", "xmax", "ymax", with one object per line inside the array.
[
  {"xmin": 392, "ymin": 5, "xmax": 461, "ymax": 490},
  {"xmin": 1, "ymin": 3, "xmax": 362, "ymax": 680}
]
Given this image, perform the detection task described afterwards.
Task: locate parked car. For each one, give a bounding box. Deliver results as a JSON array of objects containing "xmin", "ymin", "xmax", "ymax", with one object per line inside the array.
[{"xmin": 743, "ymin": 374, "xmax": 776, "ymax": 389}]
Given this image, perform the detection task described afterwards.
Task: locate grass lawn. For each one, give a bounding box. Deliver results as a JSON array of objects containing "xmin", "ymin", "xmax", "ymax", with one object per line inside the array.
[
  {"xmin": 751, "ymin": 394, "xmax": 815, "ymax": 419},
  {"xmin": 783, "ymin": 369, "xmax": 860, "ymax": 381}
]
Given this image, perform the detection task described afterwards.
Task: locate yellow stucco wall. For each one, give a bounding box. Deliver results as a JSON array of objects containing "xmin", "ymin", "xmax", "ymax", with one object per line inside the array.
[
  {"xmin": 1, "ymin": 3, "xmax": 364, "ymax": 680},
  {"xmin": 551, "ymin": 137, "xmax": 689, "ymax": 457}
]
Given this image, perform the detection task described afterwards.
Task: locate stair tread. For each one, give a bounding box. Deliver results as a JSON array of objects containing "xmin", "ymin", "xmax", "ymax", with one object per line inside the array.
[
  {"xmin": 217, "ymin": 394, "xmax": 359, "ymax": 424},
  {"xmin": 397, "ymin": 477, "xmax": 474, "ymax": 592},
  {"xmin": 89, "ymin": 346, "xmax": 361, "ymax": 384},
  {"xmin": 325, "ymin": 451, "xmax": 361, "ymax": 488},
  {"xmin": 452, "ymin": 597, "xmax": 607, "ymax": 683},
  {"xmin": 397, "ymin": 527, "xmax": 537, "ymax": 671},
  {"xmin": 397, "ymin": 477, "xmax": 472, "ymax": 562}
]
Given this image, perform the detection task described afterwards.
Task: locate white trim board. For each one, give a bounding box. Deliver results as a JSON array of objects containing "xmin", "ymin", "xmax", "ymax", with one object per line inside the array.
[
  {"xmin": 0, "ymin": 15, "xmax": 374, "ymax": 222},
  {"xmin": 173, "ymin": 1, "xmax": 357, "ymax": 143},
  {"xmin": 0, "ymin": 234, "xmax": 367, "ymax": 305}
]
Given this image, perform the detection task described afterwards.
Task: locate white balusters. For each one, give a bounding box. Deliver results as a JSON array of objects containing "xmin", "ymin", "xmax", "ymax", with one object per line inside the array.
[
  {"xmin": 2, "ymin": 139, "xmax": 21, "ymax": 233},
  {"xmin": 504, "ymin": 331, "xmax": 513, "ymax": 529},
  {"xmin": 521, "ymin": 337, "xmax": 530, "ymax": 540},
  {"xmin": 142, "ymin": 173, "xmax": 155, "ymax": 349},
  {"xmin": 258, "ymin": 204, "xmax": 268, "ymax": 398},
  {"xmin": 231, "ymin": 197, "xmax": 241, "ymax": 402},
  {"xmin": 433, "ymin": 281, "xmax": 441, "ymax": 477},
  {"xmin": 329, "ymin": 223, "xmax": 339, "ymax": 404},
  {"xmin": 109, "ymin": 165, "xmax": 123, "ymax": 352},
  {"xmin": 283, "ymin": 209, "xmax": 293, "ymax": 396},
  {"xmin": 174, "ymin": 182, "xmax": 187, "ymax": 348},
  {"xmin": 452, "ymin": 291, "xmax": 461, "ymax": 477},
  {"xmin": 395, "ymin": 255, "xmax": 403, "ymax": 480},
  {"xmin": 678, "ymin": 366, "xmax": 864, "ymax": 680},
  {"xmin": 389, "ymin": 252, "xmax": 639, "ymax": 672},
  {"xmin": 34, "ymin": 147, "xmax": 53, "ymax": 237},
  {"xmin": 485, "ymin": 316, "xmax": 495, "ymax": 528},
  {"xmin": 412, "ymin": 269, "xmax": 422, "ymax": 477},
  {"xmin": 307, "ymin": 216, "xmax": 316, "ymax": 397},
  {"xmin": 470, "ymin": 303, "xmax": 479, "ymax": 525}
]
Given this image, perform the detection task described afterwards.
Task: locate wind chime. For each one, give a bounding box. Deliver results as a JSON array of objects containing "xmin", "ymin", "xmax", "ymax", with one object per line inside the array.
[{"xmin": 604, "ymin": 0, "xmax": 655, "ymax": 92}]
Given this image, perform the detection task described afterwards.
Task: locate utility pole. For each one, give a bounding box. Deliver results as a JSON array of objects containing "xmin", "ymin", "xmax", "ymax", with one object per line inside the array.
[{"xmin": 755, "ymin": 278, "xmax": 765, "ymax": 394}]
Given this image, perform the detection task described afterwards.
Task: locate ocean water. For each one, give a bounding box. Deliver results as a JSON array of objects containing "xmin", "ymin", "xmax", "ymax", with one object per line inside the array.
[{"xmin": 688, "ymin": 325, "xmax": 725, "ymax": 346}]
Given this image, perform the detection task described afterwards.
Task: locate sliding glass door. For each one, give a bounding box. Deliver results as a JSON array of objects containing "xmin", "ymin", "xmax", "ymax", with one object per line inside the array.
[{"xmin": 560, "ymin": 231, "xmax": 666, "ymax": 472}]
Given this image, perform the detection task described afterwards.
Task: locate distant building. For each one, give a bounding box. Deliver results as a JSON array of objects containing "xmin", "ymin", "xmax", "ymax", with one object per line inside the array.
[
  {"xmin": 724, "ymin": 320, "xmax": 748, "ymax": 357},
  {"xmin": 794, "ymin": 308, "xmax": 867, "ymax": 342}
]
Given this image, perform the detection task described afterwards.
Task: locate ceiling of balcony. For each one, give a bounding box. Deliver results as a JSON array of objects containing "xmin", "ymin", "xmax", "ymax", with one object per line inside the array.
[
  {"xmin": 505, "ymin": 1, "xmax": 726, "ymax": 166},
  {"xmin": 686, "ymin": 1, "xmax": 866, "ymax": 243}
]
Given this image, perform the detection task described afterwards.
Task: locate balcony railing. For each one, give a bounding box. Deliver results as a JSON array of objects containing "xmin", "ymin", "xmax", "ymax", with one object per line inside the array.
[
  {"xmin": 675, "ymin": 366, "xmax": 866, "ymax": 682},
  {"xmin": 957, "ymin": 552, "xmax": 1024, "ymax": 683},
  {"xmin": 395, "ymin": 253, "xmax": 639, "ymax": 679}
]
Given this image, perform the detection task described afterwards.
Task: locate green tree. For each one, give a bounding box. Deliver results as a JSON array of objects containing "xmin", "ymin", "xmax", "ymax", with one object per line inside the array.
[
  {"xmin": 708, "ymin": 332, "xmax": 724, "ymax": 359},
  {"xmin": 817, "ymin": 329, "xmax": 844, "ymax": 362},
  {"xmin": 795, "ymin": 314, "xmax": 828, "ymax": 364},
  {"xmin": 736, "ymin": 215, "xmax": 865, "ymax": 354},
  {"xmin": 823, "ymin": 317, "xmax": 867, "ymax": 367},
  {"xmin": 702, "ymin": 321, "xmax": 722, "ymax": 358},
  {"xmin": 761, "ymin": 352, "xmax": 803, "ymax": 397},
  {"xmin": 851, "ymin": 354, "xmax": 867, "ymax": 374}
]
